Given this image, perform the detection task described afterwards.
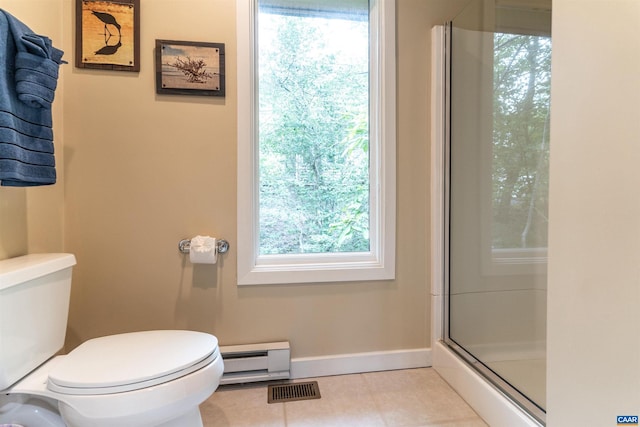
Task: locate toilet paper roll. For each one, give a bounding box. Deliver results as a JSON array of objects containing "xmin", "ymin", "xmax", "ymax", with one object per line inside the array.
[{"xmin": 189, "ymin": 235, "xmax": 217, "ymax": 264}]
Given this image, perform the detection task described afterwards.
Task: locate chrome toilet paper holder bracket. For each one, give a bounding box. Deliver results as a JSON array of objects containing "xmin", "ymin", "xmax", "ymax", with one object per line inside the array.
[{"xmin": 178, "ymin": 238, "xmax": 230, "ymax": 254}]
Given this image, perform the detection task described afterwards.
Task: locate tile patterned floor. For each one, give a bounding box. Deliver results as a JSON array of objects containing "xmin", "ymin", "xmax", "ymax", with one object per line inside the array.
[{"xmin": 200, "ymin": 368, "xmax": 487, "ymax": 427}]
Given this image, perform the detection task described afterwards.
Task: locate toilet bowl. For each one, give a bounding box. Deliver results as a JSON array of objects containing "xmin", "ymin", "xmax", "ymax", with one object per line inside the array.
[
  {"xmin": 0, "ymin": 394, "xmax": 66, "ymax": 427},
  {"xmin": 8, "ymin": 330, "xmax": 224, "ymax": 427},
  {"xmin": 0, "ymin": 254, "xmax": 225, "ymax": 427}
]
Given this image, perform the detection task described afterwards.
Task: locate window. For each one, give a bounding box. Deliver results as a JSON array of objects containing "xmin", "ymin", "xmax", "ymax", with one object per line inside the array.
[{"xmin": 237, "ymin": 0, "xmax": 395, "ymax": 285}]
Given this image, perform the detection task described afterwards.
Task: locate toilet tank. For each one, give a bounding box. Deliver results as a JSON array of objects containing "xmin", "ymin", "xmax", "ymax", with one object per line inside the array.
[{"xmin": 0, "ymin": 253, "xmax": 76, "ymax": 390}]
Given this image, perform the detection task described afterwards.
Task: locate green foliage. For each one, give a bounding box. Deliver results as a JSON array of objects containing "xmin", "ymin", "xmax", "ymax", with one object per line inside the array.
[
  {"xmin": 492, "ymin": 33, "xmax": 552, "ymax": 249},
  {"xmin": 257, "ymin": 12, "xmax": 370, "ymax": 254}
]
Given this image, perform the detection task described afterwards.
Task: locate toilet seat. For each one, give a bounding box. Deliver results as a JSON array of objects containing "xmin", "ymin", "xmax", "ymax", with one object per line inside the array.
[
  {"xmin": 56, "ymin": 352, "xmax": 224, "ymax": 427},
  {"xmin": 48, "ymin": 330, "xmax": 219, "ymax": 395},
  {"xmin": 4, "ymin": 329, "xmax": 224, "ymax": 427}
]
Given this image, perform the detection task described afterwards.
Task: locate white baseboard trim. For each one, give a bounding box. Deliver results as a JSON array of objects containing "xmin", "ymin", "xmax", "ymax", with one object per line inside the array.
[{"xmin": 291, "ymin": 348, "xmax": 432, "ymax": 379}]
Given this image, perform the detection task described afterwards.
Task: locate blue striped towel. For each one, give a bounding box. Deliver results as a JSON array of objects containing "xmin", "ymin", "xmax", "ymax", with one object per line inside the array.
[{"xmin": 0, "ymin": 9, "xmax": 65, "ymax": 186}]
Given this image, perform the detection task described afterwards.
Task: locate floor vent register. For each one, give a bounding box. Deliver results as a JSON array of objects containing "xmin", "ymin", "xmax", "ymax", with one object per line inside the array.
[{"xmin": 267, "ymin": 381, "xmax": 321, "ymax": 403}]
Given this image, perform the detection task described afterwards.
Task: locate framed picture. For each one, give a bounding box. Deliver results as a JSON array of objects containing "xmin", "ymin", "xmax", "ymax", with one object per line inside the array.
[
  {"xmin": 76, "ymin": 0, "xmax": 140, "ymax": 72},
  {"xmin": 155, "ymin": 40, "xmax": 226, "ymax": 97}
]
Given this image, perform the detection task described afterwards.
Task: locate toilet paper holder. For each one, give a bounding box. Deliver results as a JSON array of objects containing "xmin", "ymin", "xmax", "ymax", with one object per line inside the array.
[{"xmin": 178, "ymin": 238, "xmax": 230, "ymax": 254}]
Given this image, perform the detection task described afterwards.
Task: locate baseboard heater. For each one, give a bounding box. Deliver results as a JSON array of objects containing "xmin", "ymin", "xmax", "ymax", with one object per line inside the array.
[{"xmin": 219, "ymin": 341, "xmax": 290, "ymax": 385}]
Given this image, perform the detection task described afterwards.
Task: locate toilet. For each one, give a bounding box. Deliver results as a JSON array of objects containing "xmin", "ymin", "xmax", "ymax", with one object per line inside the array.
[{"xmin": 0, "ymin": 253, "xmax": 224, "ymax": 427}]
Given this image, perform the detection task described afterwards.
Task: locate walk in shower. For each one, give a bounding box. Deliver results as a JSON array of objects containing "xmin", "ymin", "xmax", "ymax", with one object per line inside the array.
[{"xmin": 439, "ymin": 0, "xmax": 551, "ymax": 424}]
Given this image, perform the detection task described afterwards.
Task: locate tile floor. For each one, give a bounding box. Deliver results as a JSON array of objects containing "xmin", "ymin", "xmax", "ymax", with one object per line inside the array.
[{"xmin": 199, "ymin": 368, "xmax": 488, "ymax": 427}]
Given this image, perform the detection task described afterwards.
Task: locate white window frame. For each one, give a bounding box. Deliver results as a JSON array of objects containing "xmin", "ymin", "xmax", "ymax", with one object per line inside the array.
[{"xmin": 237, "ymin": 0, "xmax": 396, "ymax": 285}]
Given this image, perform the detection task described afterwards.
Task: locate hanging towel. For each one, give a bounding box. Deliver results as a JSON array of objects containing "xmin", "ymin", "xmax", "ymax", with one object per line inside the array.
[
  {"xmin": 15, "ymin": 34, "xmax": 64, "ymax": 109},
  {"xmin": 0, "ymin": 9, "xmax": 65, "ymax": 186},
  {"xmin": 4, "ymin": 11, "xmax": 65, "ymax": 109}
]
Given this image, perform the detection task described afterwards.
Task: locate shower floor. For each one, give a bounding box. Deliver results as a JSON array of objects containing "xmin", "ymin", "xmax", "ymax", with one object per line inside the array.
[{"xmin": 486, "ymin": 358, "xmax": 546, "ymax": 411}]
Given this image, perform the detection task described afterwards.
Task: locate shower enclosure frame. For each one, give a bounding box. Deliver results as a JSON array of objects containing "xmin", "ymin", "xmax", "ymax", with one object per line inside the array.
[{"xmin": 430, "ymin": 23, "xmax": 545, "ymax": 427}]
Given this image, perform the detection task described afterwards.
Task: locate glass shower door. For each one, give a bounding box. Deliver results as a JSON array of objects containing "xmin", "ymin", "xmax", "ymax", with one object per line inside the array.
[{"xmin": 445, "ymin": 0, "xmax": 551, "ymax": 421}]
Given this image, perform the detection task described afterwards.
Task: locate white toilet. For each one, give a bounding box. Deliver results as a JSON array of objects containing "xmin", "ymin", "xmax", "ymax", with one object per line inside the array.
[{"xmin": 0, "ymin": 253, "xmax": 224, "ymax": 427}]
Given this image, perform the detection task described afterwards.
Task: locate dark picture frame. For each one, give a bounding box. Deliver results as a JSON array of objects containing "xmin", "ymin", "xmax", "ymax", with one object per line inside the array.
[
  {"xmin": 76, "ymin": 0, "xmax": 140, "ymax": 72},
  {"xmin": 155, "ymin": 40, "xmax": 226, "ymax": 97}
]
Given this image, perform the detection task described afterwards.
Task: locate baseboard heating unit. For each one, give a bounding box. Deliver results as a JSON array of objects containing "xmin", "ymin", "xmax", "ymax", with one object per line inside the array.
[{"xmin": 219, "ymin": 341, "xmax": 290, "ymax": 385}]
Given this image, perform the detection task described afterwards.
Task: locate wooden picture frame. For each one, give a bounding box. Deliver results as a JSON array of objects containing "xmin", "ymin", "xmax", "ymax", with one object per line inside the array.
[
  {"xmin": 76, "ymin": 0, "xmax": 140, "ymax": 72},
  {"xmin": 155, "ymin": 40, "xmax": 226, "ymax": 97}
]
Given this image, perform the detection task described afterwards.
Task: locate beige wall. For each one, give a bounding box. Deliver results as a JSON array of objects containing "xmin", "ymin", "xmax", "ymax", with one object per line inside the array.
[
  {"xmin": 547, "ymin": 0, "xmax": 640, "ymax": 424},
  {"xmin": 0, "ymin": 0, "xmax": 468, "ymax": 359},
  {"xmin": 59, "ymin": 0, "xmax": 468, "ymax": 357},
  {"xmin": 0, "ymin": 0, "xmax": 65, "ymax": 258}
]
